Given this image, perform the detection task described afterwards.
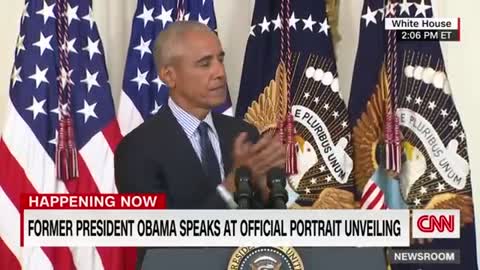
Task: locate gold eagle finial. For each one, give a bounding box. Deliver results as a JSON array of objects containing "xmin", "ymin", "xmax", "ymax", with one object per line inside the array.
[{"xmin": 244, "ymin": 61, "xmax": 289, "ymax": 134}]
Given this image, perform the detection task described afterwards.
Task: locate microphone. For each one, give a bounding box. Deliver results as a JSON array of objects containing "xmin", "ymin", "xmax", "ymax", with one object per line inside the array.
[
  {"xmin": 267, "ymin": 168, "xmax": 288, "ymax": 209},
  {"xmin": 234, "ymin": 167, "xmax": 252, "ymax": 209}
]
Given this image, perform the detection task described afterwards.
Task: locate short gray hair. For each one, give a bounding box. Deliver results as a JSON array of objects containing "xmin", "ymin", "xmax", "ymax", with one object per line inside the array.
[{"xmin": 153, "ymin": 21, "xmax": 213, "ymax": 70}]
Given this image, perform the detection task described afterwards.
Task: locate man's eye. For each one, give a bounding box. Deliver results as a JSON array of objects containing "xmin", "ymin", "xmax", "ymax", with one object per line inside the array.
[{"xmin": 199, "ymin": 61, "xmax": 210, "ymax": 67}]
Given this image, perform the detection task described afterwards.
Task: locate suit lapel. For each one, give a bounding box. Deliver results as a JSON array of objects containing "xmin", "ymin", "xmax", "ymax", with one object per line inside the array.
[
  {"xmin": 213, "ymin": 114, "xmax": 233, "ymax": 176},
  {"xmin": 155, "ymin": 106, "xmax": 208, "ymax": 183}
]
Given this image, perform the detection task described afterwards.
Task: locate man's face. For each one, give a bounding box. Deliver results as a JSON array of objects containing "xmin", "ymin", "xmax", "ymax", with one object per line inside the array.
[{"xmin": 169, "ymin": 30, "xmax": 227, "ymax": 111}]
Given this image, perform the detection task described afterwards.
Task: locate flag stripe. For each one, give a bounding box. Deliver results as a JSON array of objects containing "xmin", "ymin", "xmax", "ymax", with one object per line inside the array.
[
  {"xmin": 362, "ymin": 188, "xmax": 381, "ymax": 209},
  {"xmin": 0, "ymin": 140, "xmax": 90, "ymax": 270},
  {"xmin": 2, "ymin": 101, "xmax": 68, "ymax": 194},
  {"xmin": 0, "ymin": 139, "xmax": 38, "ymax": 207},
  {"xmin": 0, "ymin": 187, "xmax": 22, "ymax": 269},
  {"xmin": 0, "ymin": 237, "xmax": 21, "ymax": 270},
  {"xmin": 118, "ymin": 91, "xmax": 144, "ymax": 136},
  {"xmin": 70, "ymin": 247, "xmax": 103, "ymax": 270},
  {"xmin": 22, "ymin": 247, "xmax": 55, "ymax": 270},
  {"xmin": 80, "ymin": 133, "xmax": 117, "ymax": 194},
  {"xmin": 367, "ymin": 189, "xmax": 385, "ymax": 209},
  {"xmin": 42, "ymin": 247, "xmax": 76, "ymax": 270},
  {"xmin": 102, "ymin": 120, "xmax": 123, "ymax": 153},
  {"xmin": 360, "ymin": 180, "xmax": 376, "ymax": 205},
  {"xmin": 1, "ymin": 101, "xmax": 106, "ymax": 269}
]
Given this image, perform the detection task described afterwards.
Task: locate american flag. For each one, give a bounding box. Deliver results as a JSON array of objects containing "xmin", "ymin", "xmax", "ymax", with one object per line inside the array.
[
  {"xmin": 0, "ymin": 0, "xmax": 135, "ymax": 269},
  {"xmin": 117, "ymin": 0, "xmax": 232, "ymax": 136}
]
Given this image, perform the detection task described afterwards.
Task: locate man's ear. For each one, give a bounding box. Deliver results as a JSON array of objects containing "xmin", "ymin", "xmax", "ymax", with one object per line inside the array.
[{"xmin": 159, "ymin": 66, "xmax": 176, "ymax": 89}]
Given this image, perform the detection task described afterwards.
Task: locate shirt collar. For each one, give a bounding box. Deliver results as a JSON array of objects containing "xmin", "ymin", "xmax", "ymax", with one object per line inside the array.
[{"xmin": 168, "ymin": 98, "xmax": 217, "ymax": 138}]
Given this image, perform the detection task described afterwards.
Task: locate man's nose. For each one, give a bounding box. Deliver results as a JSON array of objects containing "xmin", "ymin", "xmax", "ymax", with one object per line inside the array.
[{"xmin": 212, "ymin": 60, "xmax": 226, "ymax": 80}]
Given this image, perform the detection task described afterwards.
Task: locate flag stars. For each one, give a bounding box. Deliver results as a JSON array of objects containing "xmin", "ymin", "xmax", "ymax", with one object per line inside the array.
[
  {"xmin": 11, "ymin": 66, "xmax": 22, "ymax": 87},
  {"xmin": 314, "ymin": 97, "xmax": 320, "ymax": 104},
  {"xmin": 134, "ymin": 37, "xmax": 152, "ymax": 59},
  {"xmin": 341, "ymin": 121, "xmax": 348, "ymax": 128},
  {"xmin": 83, "ymin": 37, "xmax": 101, "ymax": 60},
  {"xmin": 319, "ymin": 165, "xmax": 326, "ymax": 172},
  {"xmin": 450, "ymin": 119, "xmax": 458, "ymax": 130},
  {"xmin": 152, "ymin": 76, "xmax": 165, "ymax": 91},
  {"xmin": 406, "ymin": 94, "xmax": 412, "ymax": 103},
  {"xmin": 272, "ymin": 14, "xmax": 282, "ymax": 31},
  {"xmin": 137, "ymin": 5, "xmax": 154, "ymax": 27},
  {"xmin": 325, "ymin": 175, "xmax": 333, "ymax": 183},
  {"xmin": 51, "ymin": 103, "xmax": 68, "ymax": 118},
  {"xmin": 436, "ymin": 183, "xmax": 445, "ymax": 192},
  {"xmin": 33, "ymin": 32, "xmax": 53, "ymax": 56},
  {"xmin": 362, "ymin": 6, "xmax": 377, "ymax": 27},
  {"xmin": 49, "ymin": 131, "xmax": 58, "ymax": 145},
  {"xmin": 429, "ymin": 171, "xmax": 437, "ymax": 180},
  {"xmin": 414, "ymin": 198, "xmax": 421, "ymax": 206},
  {"xmin": 332, "ymin": 111, "xmax": 339, "ymax": 119},
  {"xmin": 304, "ymin": 92, "xmax": 310, "ymax": 99},
  {"xmin": 310, "ymin": 178, "xmax": 317, "ymax": 185},
  {"xmin": 198, "ymin": 14, "xmax": 210, "ymax": 25},
  {"xmin": 36, "ymin": 2, "xmax": 55, "ymax": 24},
  {"xmin": 415, "ymin": 97, "xmax": 423, "ymax": 105},
  {"xmin": 259, "ymin": 17, "xmax": 270, "ymax": 33},
  {"xmin": 81, "ymin": 69, "xmax": 100, "ymax": 92},
  {"xmin": 458, "ymin": 132, "xmax": 466, "ymax": 142},
  {"xmin": 77, "ymin": 100, "xmax": 98, "ymax": 123},
  {"xmin": 302, "ymin": 15, "xmax": 315, "ymax": 31},
  {"xmin": 29, "ymin": 65, "xmax": 49, "ymax": 88},
  {"xmin": 64, "ymin": 38, "xmax": 78, "ymax": 54},
  {"xmin": 428, "ymin": 101, "xmax": 436, "ymax": 110},
  {"xmin": 399, "ymin": 0, "xmax": 413, "ymax": 16},
  {"xmin": 386, "ymin": 2, "xmax": 398, "ymax": 16},
  {"xmin": 377, "ymin": 8, "xmax": 385, "ymax": 21},
  {"xmin": 289, "ymin": 12, "xmax": 300, "ymax": 30},
  {"xmin": 16, "ymin": 35, "xmax": 26, "ymax": 55},
  {"xmin": 67, "ymin": 4, "xmax": 80, "ymax": 26},
  {"xmin": 151, "ymin": 100, "xmax": 162, "ymax": 115},
  {"xmin": 131, "ymin": 68, "xmax": 149, "ymax": 90},
  {"xmin": 156, "ymin": 6, "xmax": 173, "ymax": 28},
  {"xmin": 323, "ymin": 103, "xmax": 330, "ymax": 110},
  {"xmin": 440, "ymin": 109, "xmax": 448, "ymax": 118},
  {"xmin": 420, "ymin": 186, "xmax": 427, "ymax": 195},
  {"xmin": 177, "ymin": 10, "xmax": 190, "ymax": 21},
  {"xmin": 250, "ymin": 25, "xmax": 256, "ymax": 37},
  {"xmin": 82, "ymin": 7, "xmax": 95, "ymax": 29},
  {"xmin": 414, "ymin": 0, "xmax": 432, "ymax": 17},
  {"xmin": 318, "ymin": 18, "xmax": 330, "ymax": 36},
  {"xmin": 22, "ymin": 2, "xmax": 30, "ymax": 23},
  {"xmin": 58, "ymin": 67, "xmax": 74, "ymax": 89},
  {"xmin": 305, "ymin": 187, "xmax": 311, "ymax": 194},
  {"xmin": 26, "ymin": 97, "xmax": 47, "ymax": 120}
]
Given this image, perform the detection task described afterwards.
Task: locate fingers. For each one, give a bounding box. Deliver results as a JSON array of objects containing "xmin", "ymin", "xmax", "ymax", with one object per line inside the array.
[
  {"xmin": 233, "ymin": 132, "xmax": 249, "ymax": 154},
  {"xmin": 232, "ymin": 132, "xmax": 253, "ymax": 169},
  {"xmin": 251, "ymin": 142, "xmax": 286, "ymax": 174},
  {"xmin": 250, "ymin": 132, "xmax": 276, "ymax": 154}
]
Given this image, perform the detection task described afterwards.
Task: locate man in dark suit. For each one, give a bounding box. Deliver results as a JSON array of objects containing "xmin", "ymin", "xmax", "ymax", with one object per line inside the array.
[
  {"xmin": 114, "ymin": 21, "xmax": 285, "ymax": 210},
  {"xmin": 115, "ymin": 22, "xmax": 285, "ymax": 209},
  {"xmin": 115, "ymin": 20, "xmax": 285, "ymax": 269}
]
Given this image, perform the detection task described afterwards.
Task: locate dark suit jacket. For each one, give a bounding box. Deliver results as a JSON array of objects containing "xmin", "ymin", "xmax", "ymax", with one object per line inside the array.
[
  {"xmin": 114, "ymin": 105, "xmax": 260, "ymax": 208},
  {"xmin": 114, "ymin": 105, "xmax": 261, "ymax": 269}
]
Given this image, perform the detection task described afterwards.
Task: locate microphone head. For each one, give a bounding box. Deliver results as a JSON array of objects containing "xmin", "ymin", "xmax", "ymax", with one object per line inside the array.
[
  {"xmin": 235, "ymin": 166, "xmax": 251, "ymax": 186},
  {"xmin": 267, "ymin": 167, "xmax": 286, "ymax": 188}
]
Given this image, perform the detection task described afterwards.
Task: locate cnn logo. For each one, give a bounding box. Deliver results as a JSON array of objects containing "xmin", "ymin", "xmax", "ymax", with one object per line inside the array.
[{"xmin": 412, "ymin": 210, "xmax": 460, "ymax": 239}]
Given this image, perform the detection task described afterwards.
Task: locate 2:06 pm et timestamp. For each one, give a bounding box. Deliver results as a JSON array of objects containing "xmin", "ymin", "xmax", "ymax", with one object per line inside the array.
[{"xmin": 396, "ymin": 30, "xmax": 459, "ymax": 42}]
